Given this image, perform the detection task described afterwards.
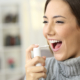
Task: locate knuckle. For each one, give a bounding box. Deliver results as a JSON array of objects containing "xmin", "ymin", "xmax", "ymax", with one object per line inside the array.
[
  {"xmin": 30, "ymin": 73, "xmax": 35, "ymax": 79},
  {"xmin": 35, "ymin": 56, "xmax": 40, "ymax": 61},
  {"xmin": 41, "ymin": 66, "xmax": 45, "ymax": 71},
  {"xmin": 26, "ymin": 68, "xmax": 30, "ymax": 73}
]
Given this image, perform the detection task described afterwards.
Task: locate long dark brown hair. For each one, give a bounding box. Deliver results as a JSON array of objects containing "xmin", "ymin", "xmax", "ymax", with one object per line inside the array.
[
  {"xmin": 44, "ymin": 0, "xmax": 80, "ymax": 53},
  {"xmin": 44, "ymin": 0, "xmax": 80, "ymax": 26}
]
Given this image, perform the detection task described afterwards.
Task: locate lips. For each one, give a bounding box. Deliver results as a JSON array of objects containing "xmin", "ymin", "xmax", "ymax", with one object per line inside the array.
[
  {"xmin": 52, "ymin": 41, "xmax": 62, "ymax": 48},
  {"xmin": 49, "ymin": 40, "xmax": 62, "ymax": 52}
]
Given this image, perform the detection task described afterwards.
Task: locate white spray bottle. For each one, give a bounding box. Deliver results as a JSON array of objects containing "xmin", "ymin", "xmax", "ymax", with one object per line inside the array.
[{"xmin": 33, "ymin": 45, "xmax": 49, "ymax": 66}]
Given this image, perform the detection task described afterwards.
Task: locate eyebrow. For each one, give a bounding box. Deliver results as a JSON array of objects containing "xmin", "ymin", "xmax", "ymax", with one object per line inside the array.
[{"xmin": 43, "ymin": 15, "xmax": 66, "ymax": 19}]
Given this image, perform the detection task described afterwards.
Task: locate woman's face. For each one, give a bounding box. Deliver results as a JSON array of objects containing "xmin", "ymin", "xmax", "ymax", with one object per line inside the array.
[{"xmin": 43, "ymin": 0, "xmax": 80, "ymax": 61}]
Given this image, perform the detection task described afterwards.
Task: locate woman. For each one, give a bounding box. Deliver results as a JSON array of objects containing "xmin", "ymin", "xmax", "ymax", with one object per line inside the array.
[{"xmin": 25, "ymin": 0, "xmax": 80, "ymax": 80}]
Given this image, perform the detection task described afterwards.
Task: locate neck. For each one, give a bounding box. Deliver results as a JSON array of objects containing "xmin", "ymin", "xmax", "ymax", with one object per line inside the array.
[{"xmin": 68, "ymin": 51, "xmax": 80, "ymax": 60}]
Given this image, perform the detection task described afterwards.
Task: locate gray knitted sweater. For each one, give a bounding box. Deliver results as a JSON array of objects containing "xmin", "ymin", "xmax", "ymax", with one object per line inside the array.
[{"xmin": 39, "ymin": 56, "xmax": 80, "ymax": 80}]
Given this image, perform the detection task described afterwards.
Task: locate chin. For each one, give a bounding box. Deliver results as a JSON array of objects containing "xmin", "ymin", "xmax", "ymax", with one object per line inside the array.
[{"xmin": 54, "ymin": 53, "xmax": 67, "ymax": 61}]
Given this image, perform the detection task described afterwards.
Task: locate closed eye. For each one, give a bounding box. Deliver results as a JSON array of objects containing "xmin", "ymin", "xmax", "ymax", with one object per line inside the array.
[
  {"xmin": 43, "ymin": 21, "xmax": 64, "ymax": 24},
  {"xmin": 43, "ymin": 21, "xmax": 48, "ymax": 23},
  {"xmin": 56, "ymin": 21, "xmax": 64, "ymax": 23}
]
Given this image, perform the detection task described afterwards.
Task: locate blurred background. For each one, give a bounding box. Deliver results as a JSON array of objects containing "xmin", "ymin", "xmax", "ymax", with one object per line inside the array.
[{"xmin": 0, "ymin": 0, "xmax": 53, "ymax": 80}]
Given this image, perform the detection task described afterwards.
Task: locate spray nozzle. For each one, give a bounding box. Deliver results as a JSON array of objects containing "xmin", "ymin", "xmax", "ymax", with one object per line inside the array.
[{"xmin": 40, "ymin": 45, "xmax": 49, "ymax": 47}]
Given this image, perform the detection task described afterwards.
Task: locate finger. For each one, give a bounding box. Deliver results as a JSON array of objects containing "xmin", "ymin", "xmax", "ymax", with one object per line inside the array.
[
  {"xmin": 26, "ymin": 44, "xmax": 39, "ymax": 53},
  {"xmin": 25, "ymin": 56, "xmax": 45, "ymax": 67},
  {"xmin": 31, "ymin": 56, "xmax": 45, "ymax": 66},
  {"xmin": 26, "ymin": 66, "xmax": 47, "ymax": 73},
  {"xmin": 26, "ymin": 44, "xmax": 39, "ymax": 60},
  {"xmin": 41, "ymin": 56, "xmax": 46, "ymax": 66},
  {"xmin": 42, "ymin": 56, "xmax": 46, "ymax": 60},
  {"xmin": 30, "ymin": 72, "xmax": 47, "ymax": 79}
]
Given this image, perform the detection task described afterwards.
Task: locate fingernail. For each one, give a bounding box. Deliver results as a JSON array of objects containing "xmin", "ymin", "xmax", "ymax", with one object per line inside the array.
[{"xmin": 35, "ymin": 44, "xmax": 39, "ymax": 46}]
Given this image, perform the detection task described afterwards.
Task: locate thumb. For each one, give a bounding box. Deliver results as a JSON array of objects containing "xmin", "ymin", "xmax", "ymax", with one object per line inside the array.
[{"xmin": 42, "ymin": 56, "xmax": 46, "ymax": 60}]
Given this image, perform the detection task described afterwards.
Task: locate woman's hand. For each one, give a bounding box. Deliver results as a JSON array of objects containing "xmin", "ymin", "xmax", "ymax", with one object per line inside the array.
[{"xmin": 25, "ymin": 44, "xmax": 47, "ymax": 80}]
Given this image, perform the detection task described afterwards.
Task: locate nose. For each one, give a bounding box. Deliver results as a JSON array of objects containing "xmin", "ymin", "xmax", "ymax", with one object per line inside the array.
[{"xmin": 45, "ymin": 22, "xmax": 55, "ymax": 36}]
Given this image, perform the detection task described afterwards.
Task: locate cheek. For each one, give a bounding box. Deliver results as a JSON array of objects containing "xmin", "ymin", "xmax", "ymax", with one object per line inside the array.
[
  {"xmin": 55, "ymin": 24, "xmax": 75, "ymax": 38},
  {"xmin": 43, "ymin": 27, "xmax": 47, "ymax": 39}
]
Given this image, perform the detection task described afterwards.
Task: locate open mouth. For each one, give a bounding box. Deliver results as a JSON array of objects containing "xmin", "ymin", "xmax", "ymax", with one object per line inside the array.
[{"xmin": 51, "ymin": 41, "xmax": 62, "ymax": 51}]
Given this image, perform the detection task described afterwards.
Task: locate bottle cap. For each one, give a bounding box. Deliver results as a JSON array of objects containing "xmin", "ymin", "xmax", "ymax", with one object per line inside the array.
[{"xmin": 33, "ymin": 47, "xmax": 41, "ymax": 57}]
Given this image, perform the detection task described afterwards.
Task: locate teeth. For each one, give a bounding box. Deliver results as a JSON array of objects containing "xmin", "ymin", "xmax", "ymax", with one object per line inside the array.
[{"xmin": 50, "ymin": 40, "xmax": 60, "ymax": 43}]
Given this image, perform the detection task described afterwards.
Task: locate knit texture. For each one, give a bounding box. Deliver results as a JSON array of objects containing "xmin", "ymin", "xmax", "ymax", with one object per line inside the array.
[{"xmin": 39, "ymin": 56, "xmax": 80, "ymax": 80}]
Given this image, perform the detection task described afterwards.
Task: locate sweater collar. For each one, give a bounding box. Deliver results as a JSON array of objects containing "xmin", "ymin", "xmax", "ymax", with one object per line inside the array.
[
  {"xmin": 57, "ymin": 56, "xmax": 80, "ymax": 66},
  {"xmin": 56, "ymin": 56, "xmax": 80, "ymax": 77}
]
